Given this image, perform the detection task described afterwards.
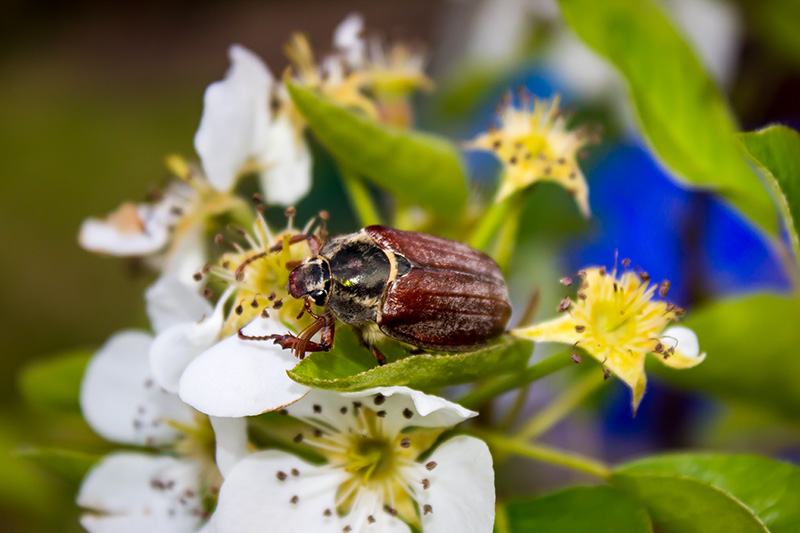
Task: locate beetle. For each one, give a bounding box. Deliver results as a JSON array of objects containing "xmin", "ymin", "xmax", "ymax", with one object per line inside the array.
[{"xmin": 239, "ymin": 225, "xmax": 512, "ymax": 364}]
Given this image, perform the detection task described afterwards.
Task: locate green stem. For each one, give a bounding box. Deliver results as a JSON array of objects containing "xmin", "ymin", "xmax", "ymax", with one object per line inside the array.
[
  {"xmin": 469, "ymin": 193, "xmax": 520, "ymax": 252},
  {"xmin": 498, "ymin": 383, "xmax": 531, "ymax": 431},
  {"xmin": 339, "ymin": 166, "xmax": 381, "ymax": 227},
  {"xmin": 514, "ymin": 371, "xmax": 605, "ymax": 441},
  {"xmin": 473, "ymin": 429, "xmax": 610, "ymax": 480},
  {"xmin": 492, "ymin": 197, "xmax": 524, "ymax": 271},
  {"xmin": 458, "ymin": 351, "xmax": 571, "ymax": 410}
]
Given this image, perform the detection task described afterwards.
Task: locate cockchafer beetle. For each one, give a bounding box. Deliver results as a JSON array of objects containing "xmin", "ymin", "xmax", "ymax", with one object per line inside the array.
[{"xmin": 238, "ymin": 225, "xmax": 512, "ymax": 365}]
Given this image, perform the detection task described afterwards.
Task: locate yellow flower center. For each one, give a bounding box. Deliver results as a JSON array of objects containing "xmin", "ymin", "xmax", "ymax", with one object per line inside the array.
[
  {"xmin": 293, "ymin": 397, "xmax": 441, "ymax": 528},
  {"xmin": 465, "ymin": 94, "xmax": 593, "ymax": 216},
  {"xmin": 170, "ymin": 415, "xmax": 223, "ymax": 497},
  {"xmin": 345, "ymin": 435, "xmax": 396, "ymax": 482},
  {"xmin": 570, "ymin": 268, "xmax": 680, "ymax": 355},
  {"xmin": 212, "ymin": 223, "xmax": 313, "ymax": 336}
]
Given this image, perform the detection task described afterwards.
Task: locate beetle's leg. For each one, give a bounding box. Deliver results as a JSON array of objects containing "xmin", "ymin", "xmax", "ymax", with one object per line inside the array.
[
  {"xmin": 272, "ymin": 309, "xmax": 336, "ymax": 359},
  {"xmin": 370, "ymin": 346, "xmax": 387, "ymax": 366},
  {"xmin": 303, "ymin": 298, "xmax": 322, "ymax": 320},
  {"xmin": 237, "ymin": 329, "xmax": 282, "ymax": 342},
  {"xmin": 270, "ymin": 326, "xmax": 334, "ymax": 359}
]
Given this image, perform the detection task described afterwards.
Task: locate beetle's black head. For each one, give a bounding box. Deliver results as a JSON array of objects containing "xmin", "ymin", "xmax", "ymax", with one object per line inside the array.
[{"xmin": 288, "ymin": 257, "xmax": 332, "ymax": 306}]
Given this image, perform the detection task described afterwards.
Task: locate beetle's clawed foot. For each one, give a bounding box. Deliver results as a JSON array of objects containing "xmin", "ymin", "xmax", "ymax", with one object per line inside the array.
[{"xmin": 269, "ymin": 334, "xmax": 298, "ymax": 351}]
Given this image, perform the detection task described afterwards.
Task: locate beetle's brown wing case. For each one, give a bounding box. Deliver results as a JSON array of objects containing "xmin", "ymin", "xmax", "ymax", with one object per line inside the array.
[
  {"xmin": 364, "ymin": 225, "xmax": 506, "ymax": 285},
  {"xmin": 365, "ymin": 226, "xmax": 511, "ymax": 351}
]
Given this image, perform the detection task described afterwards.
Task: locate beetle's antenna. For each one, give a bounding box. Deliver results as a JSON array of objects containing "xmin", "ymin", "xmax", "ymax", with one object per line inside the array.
[
  {"xmin": 234, "ymin": 234, "xmax": 321, "ymax": 281},
  {"xmin": 267, "ymin": 234, "xmax": 321, "ymax": 253},
  {"xmin": 234, "ymin": 252, "xmax": 268, "ymax": 282}
]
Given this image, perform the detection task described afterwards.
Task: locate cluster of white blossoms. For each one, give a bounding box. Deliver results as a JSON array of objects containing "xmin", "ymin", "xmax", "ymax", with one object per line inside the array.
[{"xmin": 76, "ymin": 14, "xmax": 495, "ymax": 533}]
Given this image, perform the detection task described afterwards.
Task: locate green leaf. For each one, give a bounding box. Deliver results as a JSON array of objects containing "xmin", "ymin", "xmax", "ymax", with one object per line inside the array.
[
  {"xmin": 650, "ymin": 296, "xmax": 800, "ymax": 420},
  {"xmin": 19, "ymin": 349, "xmax": 92, "ymax": 412},
  {"xmin": 0, "ymin": 417, "xmax": 62, "ymax": 514},
  {"xmin": 505, "ymin": 486, "xmax": 652, "ymax": 533},
  {"xmin": 556, "ymin": 0, "xmax": 776, "ymax": 233},
  {"xmin": 286, "ymin": 82, "xmax": 468, "ymax": 216},
  {"xmin": 739, "ymin": 125, "xmax": 800, "ymax": 267},
  {"xmin": 289, "ymin": 332, "xmax": 532, "ymax": 392},
  {"xmin": 612, "ymin": 453, "xmax": 800, "ymax": 533},
  {"xmin": 17, "ymin": 447, "xmax": 100, "ymax": 485}
]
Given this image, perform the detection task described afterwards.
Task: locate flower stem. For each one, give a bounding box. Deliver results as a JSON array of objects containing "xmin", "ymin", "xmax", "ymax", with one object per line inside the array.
[
  {"xmin": 339, "ymin": 166, "xmax": 381, "ymax": 227},
  {"xmin": 458, "ymin": 351, "xmax": 571, "ymax": 410},
  {"xmin": 472, "ymin": 429, "xmax": 610, "ymax": 480},
  {"xmin": 469, "ymin": 191, "xmax": 525, "ymax": 252},
  {"xmin": 498, "ymin": 383, "xmax": 531, "ymax": 430},
  {"xmin": 514, "ymin": 371, "xmax": 605, "ymax": 441},
  {"xmin": 492, "ymin": 197, "xmax": 524, "ymax": 271}
]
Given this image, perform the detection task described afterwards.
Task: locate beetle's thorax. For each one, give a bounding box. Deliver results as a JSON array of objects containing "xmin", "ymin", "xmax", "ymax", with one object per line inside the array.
[{"xmin": 320, "ymin": 230, "xmax": 394, "ymax": 324}]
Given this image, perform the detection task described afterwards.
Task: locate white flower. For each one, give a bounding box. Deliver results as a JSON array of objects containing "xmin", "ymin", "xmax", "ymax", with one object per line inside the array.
[
  {"xmin": 178, "ymin": 315, "xmax": 309, "ymax": 418},
  {"xmin": 80, "ymin": 330, "xmax": 196, "ymax": 447},
  {"xmin": 77, "ymin": 163, "xmax": 236, "ymax": 286},
  {"xmin": 77, "ymin": 452, "xmax": 206, "ymax": 533},
  {"xmin": 78, "ymin": 179, "xmax": 206, "ymax": 284},
  {"xmin": 80, "ymin": 43, "xmax": 313, "ymax": 285},
  {"xmin": 151, "ymin": 212, "xmax": 319, "ymax": 412},
  {"xmin": 195, "ymin": 44, "xmax": 311, "ymax": 207},
  {"xmin": 78, "ymin": 283, "xmax": 249, "ymax": 532},
  {"xmin": 147, "ymin": 276, "xmax": 232, "ymax": 394},
  {"xmin": 334, "ymin": 12, "xmax": 366, "ymax": 68},
  {"xmin": 212, "ymin": 387, "xmax": 495, "ymax": 533}
]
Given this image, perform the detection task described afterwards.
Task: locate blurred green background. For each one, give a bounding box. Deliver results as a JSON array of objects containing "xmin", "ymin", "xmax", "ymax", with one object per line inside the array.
[{"xmin": 2, "ymin": 0, "xmax": 799, "ymax": 531}]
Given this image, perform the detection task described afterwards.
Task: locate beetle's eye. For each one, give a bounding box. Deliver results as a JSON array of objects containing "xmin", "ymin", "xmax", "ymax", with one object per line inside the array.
[{"xmin": 309, "ymin": 290, "xmax": 327, "ymax": 306}]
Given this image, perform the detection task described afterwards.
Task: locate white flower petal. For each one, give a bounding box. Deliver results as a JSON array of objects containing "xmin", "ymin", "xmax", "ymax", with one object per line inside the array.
[
  {"xmin": 80, "ymin": 331, "xmax": 195, "ymax": 446},
  {"xmin": 213, "ymin": 450, "xmax": 344, "ymax": 533},
  {"xmin": 257, "ymin": 113, "xmax": 312, "ymax": 206},
  {"xmin": 178, "ymin": 316, "xmax": 308, "ymax": 417},
  {"xmin": 81, "ymin": 513, "xmax": 201, "ymax": 533},
  {"xmin": 289, "ymin": 386, "xmax": 476, "ymax": 437},
  {"xmin": 209, "ymin": 416, "xmax": 249, "ymax": 478},
  {"xmin": 145, "ymin": 275, "xmax": 212, "ymax": 335},
  {"xmin": 346, "ymin": 489, "xmax": 411, "ymax": 533},
  {"xmin": 165, "ymin": 221, "xmax": 207, "ymax": 287},
  {"xmin": 415, "ymin": 435, "xmax": 495, "ymax": 533},
  {"xmin": 196, "ymin": 515, "xmax": 218, "ymax": 533},
  {"xmin": 78, "ymin": 452, "xmax": 204, "ymax": 533},
  {"xmin": 195, "ymin": 44, "xmax": 273, "ymax": 192},
  {"xmin": 662, "ymin": 326, "xmax": 700, "ymax": 358},
  {"xmin": 149, "ymin": 289, "xmax": 229, "ymax": 394},
  {"xmin": 79, "ymin": 204, "xmax": 170, "ymax": 257},
  {"xmin": 334, "ymin": 12, "xmax": 365, "ymax": 67}
]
